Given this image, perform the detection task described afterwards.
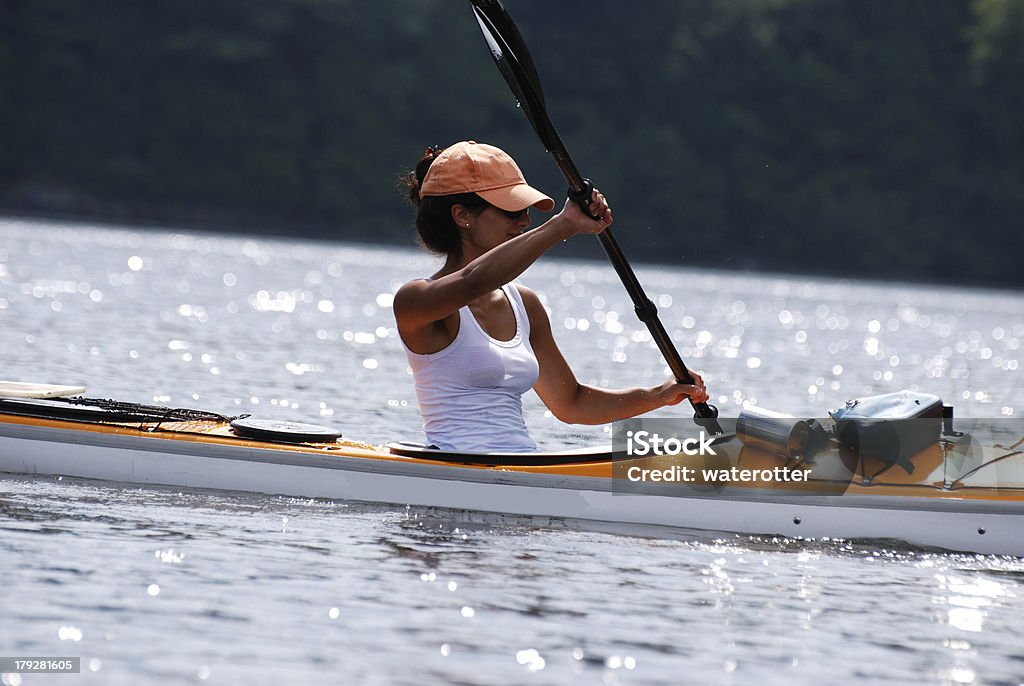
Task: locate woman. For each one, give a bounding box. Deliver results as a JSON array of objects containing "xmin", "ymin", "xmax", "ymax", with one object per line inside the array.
[{"xmin": 394, "ymin": 141, "xmax": 708, "ymax": 453}]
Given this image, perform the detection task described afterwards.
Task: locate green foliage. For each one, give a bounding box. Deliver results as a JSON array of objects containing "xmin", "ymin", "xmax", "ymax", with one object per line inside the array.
[{"xmin": 1, "ymin": 0, "xmax": 1022, "ymax": 286}]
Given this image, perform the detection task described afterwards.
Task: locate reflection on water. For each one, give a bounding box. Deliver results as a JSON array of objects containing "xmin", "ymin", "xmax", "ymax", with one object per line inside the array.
[
  {"xmin": 2, "ymin": 473, "xmax": 1024, "ymax": 684},
  {"xmin": 932, "ymin": 573, "xmax": 1018, "ymax": 684},
  {"xmin": 935, "ymin": 574, "xmax": 1011, "ymax": 633}
]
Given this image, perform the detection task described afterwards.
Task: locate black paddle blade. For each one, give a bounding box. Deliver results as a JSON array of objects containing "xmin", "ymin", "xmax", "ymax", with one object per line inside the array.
[
  {"xmin": 469, "ymin": 0, "xmax": 544, "ymax": 104},
  {"xmin": 469, "ymin": 0, "xmax": 559, "ymax": 152}
]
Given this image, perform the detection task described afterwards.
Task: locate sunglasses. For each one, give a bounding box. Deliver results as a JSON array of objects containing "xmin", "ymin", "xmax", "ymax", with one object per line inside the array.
[{"xmin": 490, "ymin": 205, "xmax": 530, "ymax": 220}]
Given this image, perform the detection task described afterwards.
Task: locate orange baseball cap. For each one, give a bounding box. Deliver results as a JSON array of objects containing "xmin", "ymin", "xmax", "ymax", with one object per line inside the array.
[{"xmin": 419, "ymin": 141, "xmax": 555, "ymax": 212}]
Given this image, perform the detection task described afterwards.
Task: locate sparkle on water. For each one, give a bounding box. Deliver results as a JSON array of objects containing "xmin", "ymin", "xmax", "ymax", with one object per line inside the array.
[{"xmin": 1, "ymin": 218, "xmax": 1023, "ymax": 684}]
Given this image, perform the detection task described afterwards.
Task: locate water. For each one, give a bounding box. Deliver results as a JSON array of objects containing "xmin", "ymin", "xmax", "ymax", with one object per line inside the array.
[{"xmin": 1, "ymin": 218, "xmax": 1023, "ymax": 684}]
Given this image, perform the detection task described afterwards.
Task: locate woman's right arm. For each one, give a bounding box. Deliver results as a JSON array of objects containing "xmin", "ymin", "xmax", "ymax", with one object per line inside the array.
[
  {"xmin": 394, "ymin": 196, "xmax": 610, "ymax": 332},
  {"xmin": 393, "ymin": 217, "xmax": 568, "ymax": 330}
]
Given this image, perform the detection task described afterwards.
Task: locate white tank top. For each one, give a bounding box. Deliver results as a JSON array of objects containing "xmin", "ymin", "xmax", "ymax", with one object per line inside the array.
[{"xmin": 402, "ymin": 283, "xmax": 540, "ymax": 453}]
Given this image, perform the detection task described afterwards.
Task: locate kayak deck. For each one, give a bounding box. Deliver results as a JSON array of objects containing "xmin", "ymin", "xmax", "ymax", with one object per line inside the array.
[{"xmin": 1, "ymin": 401, "xmax": 1022, "ymax": 495}]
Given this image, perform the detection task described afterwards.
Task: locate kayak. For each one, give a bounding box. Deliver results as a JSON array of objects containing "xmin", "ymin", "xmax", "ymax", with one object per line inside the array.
[{"xmin": 1, "ymin": 386, "xmax": 1023, "ymax": 556}]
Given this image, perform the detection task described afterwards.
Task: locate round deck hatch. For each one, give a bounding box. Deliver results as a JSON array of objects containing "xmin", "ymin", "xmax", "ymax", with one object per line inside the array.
[{"xmin": 230, "ymin": 417, "xmax": 342, "ymax": 443}]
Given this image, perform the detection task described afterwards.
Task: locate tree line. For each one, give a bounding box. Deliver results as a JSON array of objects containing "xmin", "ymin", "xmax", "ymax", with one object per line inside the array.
[{"xmin": 2, "ymin": 0, "xmax": 1022, "ymax": 286}]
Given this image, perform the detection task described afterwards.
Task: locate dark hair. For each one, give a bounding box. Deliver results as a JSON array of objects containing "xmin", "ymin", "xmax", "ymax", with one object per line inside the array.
[{"xmin": 402, "ymin": 146, "xmax": 487, "ymax": 259}]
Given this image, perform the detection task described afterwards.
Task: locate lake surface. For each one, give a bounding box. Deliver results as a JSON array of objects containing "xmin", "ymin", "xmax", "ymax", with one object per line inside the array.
[{"xmin": 1, "ymin": 217, "xmax": 1022, "ymax": 685}]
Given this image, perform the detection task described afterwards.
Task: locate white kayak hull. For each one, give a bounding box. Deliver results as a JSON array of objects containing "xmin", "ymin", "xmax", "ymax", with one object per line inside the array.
[{"xmin": 2, "ymin": 417, "xmax": 1022, "ymax": 556}]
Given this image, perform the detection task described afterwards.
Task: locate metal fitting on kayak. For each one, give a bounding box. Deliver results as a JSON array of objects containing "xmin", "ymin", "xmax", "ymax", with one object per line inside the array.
[{"xmin": 736, "ymin": 406, "xmax": 830, "ymax": 461}]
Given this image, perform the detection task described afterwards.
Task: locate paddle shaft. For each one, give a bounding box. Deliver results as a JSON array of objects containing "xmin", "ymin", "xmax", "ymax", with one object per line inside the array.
[{"xmin": 550, "ymin": 131, "xmax": 719, "ymax": 421}]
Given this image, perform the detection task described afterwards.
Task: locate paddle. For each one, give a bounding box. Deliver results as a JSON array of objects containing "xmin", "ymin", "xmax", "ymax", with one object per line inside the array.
[{"xmin": 469, "ymin": 0, "xmax": 725, "ymax": 434}]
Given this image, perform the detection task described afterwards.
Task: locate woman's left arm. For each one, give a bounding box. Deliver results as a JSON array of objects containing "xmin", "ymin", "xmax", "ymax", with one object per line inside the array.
[{"xmin": 520, "ymin": 286, "xmax": 709, "ymax": 425}]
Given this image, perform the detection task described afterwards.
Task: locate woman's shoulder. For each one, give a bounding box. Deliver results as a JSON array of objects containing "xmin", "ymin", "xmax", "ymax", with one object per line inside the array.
[
  {"xmin": 508, "ymin": 282, "xmax": 539, "ymax": 306},
  {"xmin": 392, "ymin": 277, "xmax": 440, "ymax": 324},
  {"xmin": 399, "ymin": 274, "xmax": 439, "ymax": 287},
  {"xmin": 393, "ymin": 277, "xmax": 419, "ymax": 300},
  {"xmin": 394, "ymin": 276, "xmax": 437, "ymax": 302},
  {"xmin": 508, "ymin": 283, "xmax": 551, "ymax": 330},
  {"xmin": 507, "ymin": 281, "xmax": 535, "ymax": 297}
]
